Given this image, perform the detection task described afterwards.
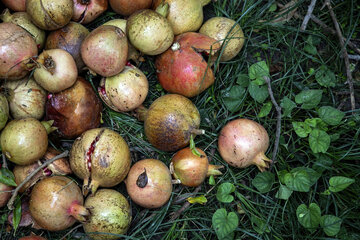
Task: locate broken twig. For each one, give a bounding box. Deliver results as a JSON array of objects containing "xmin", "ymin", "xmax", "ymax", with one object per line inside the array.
[
  {"xmin": 169, "ymin": 185, "xmax": 201, "ymax": 221},
  {"xmin": 300, "ymin": 0, "xmax": 317, "ymax": 31}
]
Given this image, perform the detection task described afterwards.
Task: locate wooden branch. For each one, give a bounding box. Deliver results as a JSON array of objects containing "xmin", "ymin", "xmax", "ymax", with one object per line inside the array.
[{"xmin": 300, "ymin": 0, "xmax": 317, "ymax": 31}]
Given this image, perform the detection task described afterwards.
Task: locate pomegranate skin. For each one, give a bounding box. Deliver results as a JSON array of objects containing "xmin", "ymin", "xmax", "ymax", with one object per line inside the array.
[
  {"xmin": 125, "ymin": 159, "xmax": 172, "ymax": 209},
  {"xmin": 156, "ymin": 32, "xmax": 220, "ymax": 97},
  {"xmin": 46, "ymin": 77, "xmax": 102, "ymax": 139},
  {"xmin": 1, "ymin": 0, "xmax": 26, "ymax": 11},
  {"xmin": 110, "ymin": 0, "xmax": 152, "ymax": 16},
  {"xmin": 72, "ymin": 0, "xmax": 108, "ymax": 24},
  {"xmin": 18, "ymin": 236, "xmax": 47, "ymax": 240}
]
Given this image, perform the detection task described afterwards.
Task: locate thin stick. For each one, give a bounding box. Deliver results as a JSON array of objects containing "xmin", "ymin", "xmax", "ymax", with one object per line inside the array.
[
  {"xmin": 7, "ymin": 150, "xmax": 69, "ymax": 210},
  {"xmin": 264, "ymin": 76, "xmax": 282, "ymax": 166},
  {"xmin": 325, "ymin": 0, "xmax": 356, "ymax": 113},
  {"xmin": 60, "ymin": 224, "xmax": 82, "ymax": 240},
  {"xmin": 348, "ymin": 55, "xmax": 360, "ymax": 61},
  {"xmin": 169, "ymin": 185, "xmax": 201, "ymax": 221},
  {"xmin": 2, "ymin": 154, "xmax": 7, "ymax": 169},
  {"xmin": 300, "ymin": 0, "xmax": 317, "ymax": 31}
]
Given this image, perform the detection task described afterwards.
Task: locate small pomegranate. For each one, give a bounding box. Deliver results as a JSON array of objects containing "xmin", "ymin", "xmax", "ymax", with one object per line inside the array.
[
  {"xmin": 218, "ymin": 118, "xmax": 272, "ymax": 171},
  {"xmin": 46, "ymin": 76, "xmax": 102, "ymax": 139},
  {"xmin": 156, "ymin": 32, "xmax": 220, "ymax": 97},
  {"xmin": 170, "ymin": 147, "xmax": 223, "ymax": 187},
  {"xmin": 110, "ymin": 0, "xmax": 152, "ymax": 16},
  {"xmin": 0, "ymin": 118, "xmax": 48, "ymax": 165},
  {"xmin": 0, "ymin": 22, "xmax": 38, "ymax": 80},
  {"xmin": 70, "ymin": 128, "xmax": 131, "ymax": 196},
  {"xmin": 72, "ymin": 0, "xmax": 108, "ymax": 24},
  {"xmin": 0, "ymin": 93, "xmax": 9, "ymax": 130},
  {"xmin": 45, "ymin": 22, "xmax": 90, "ymax": 71},
  {"xmin": 81, "ymin": 25, "xmax": 128, "ymax": 77},
  {"xmin": 125, "ymin": 159, "xmax": 172, "ymax": 209},
  {"xmin": 0, "ymin": 171, "xmax": 14, "ymax": 207},
  {"xmin": 137, "ymin": 94, "xmax": 203, "ymax": 152},
  {"xmin": 29, "ymin": 176, "xmax": 90, "ymax": 231},
  {"xmin": 98, "ymin": 64, "xmax": 148, "ymax": 112},
  {"xmin": 199, "ymin": 17, "xmax": 245, "ymax": 61},
  {"xmin": 127, "ymin": 9, "xmax": 174, "ymax": 55},
  {"xmin": 1, "ymin": 0, "xmax": 26, "ymax": 11},
  {"xmin": 26, "ymin": 0, "xmax": 74, "ymax": 30},
  {"xmin": 4, "ymin": 77, "xmax": 47, "ymax": 120},
  {"xmin": 83, "ymin": 189, "xmax": 132, "ymax": 240}
]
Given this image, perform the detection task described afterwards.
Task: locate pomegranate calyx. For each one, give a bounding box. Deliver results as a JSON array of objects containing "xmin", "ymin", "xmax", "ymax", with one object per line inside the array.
[
  {"xmin": 155, "ymin": 2, "xmax": 169, "ymax": 18},
  {"xmin": 83, "ymin": 178, "xmax": 100, "ymax": 196},
  {"xmin": 253, "ymin": 152, "xmax": 272, "ymax": 172},
  {"xmin": 206, "ymin": 164, "xmax": 224, "ymax": 177},
  {"xmin": 134, "ymin": 105, "xmax": 148, "ymax": 122},
  {"xmin": 191, "ymin": 129, "xmax": 205, "ymax": 135},
  {"xmin": 41, "ymin": 120, "xmax": 57, "ymax": 134},
  {"xmin": 68, "ymin": 201, "xmax": 90, "ymax": 222}
]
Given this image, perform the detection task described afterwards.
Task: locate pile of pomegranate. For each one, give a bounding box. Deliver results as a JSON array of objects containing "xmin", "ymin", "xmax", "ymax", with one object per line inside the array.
[{"xmin": 0, "ymin": 0, "xmax": 271, "ymax": 239}]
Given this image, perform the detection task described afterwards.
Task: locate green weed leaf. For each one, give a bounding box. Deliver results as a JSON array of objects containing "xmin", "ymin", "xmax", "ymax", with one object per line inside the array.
[
  {"xmin": 258, "ymin": 102, "xmax": 272, "ymax": 118},
  {"xmin": 13, "ymin": 196, "xmax": 22, "ymax": 234},
  {"xmin": 292, "ymin": 122, "xmax": 311, "ymax": 138},
  {"xmin": 321, "ymin": 215, "xmax": 342, "ymax": 236},
  {"xmin": 315, "ymin": 65, "xmax": 336, "ymax": 87},
  {"xmin": 251, "ymin": 215, "xmax": 270, "ymax": 234},
  {"xmin": 296, "ymin": 203, "xmax": 321, "ymax": 232},
  {"xmin": 284, "ymin": 167, "xmax": 320, "ymax": 192},
  {"xmin": 236, "ymin": 74, "xmax": 250, "ymax": 87},
  {"xmin": 309, "ymin": 129, "xmax": 331, "ymax": 153},
  {"xmin": 252, "ymin": 172, "xmax": 275, "ymax": 193},
  {"xmin": 304, "ymin": 118, "xmax": 328, "ymax": 131},
  {"xmin": 0, "ymin": 168, "xmax": 17, "ymax": 187},
  {"xmin": 212, "ymin": 208, "xmax": 239, "ymax": 239},
  {"xmin": 248, "ymin": 61, "xmax": 269, "ymax": 85},
  {"xmin": 328, "ymin": 176, "xmax": 355, "ymax": 193},
  {"xmin": 312, "ymin": 154, "xmax": 333, "ymax": 173},
  {"xmin": 318, "ymin": 106, "xmax": 345, "ymax": 126},
  {"xmin": 280, "ymin": 96, "xmax": 296, "ymax": 117},
  {"xmin": 249, "ymin": 81, "xmax": 269, "ymax": 103},
  {"xmin": 275, "ymin": 184, "xmax": 293, "ymax": 200},
  {"xmin": 222, "ymin": 85, "xmax": 246, "ymax": 112},
  {"xmin": 295, "ymin": 90, "xmax": 323, "ymax": 109},
  {"xmin": 304, "ymin": 44, "xmax": 317, "ymax": 55},
  {"xmin": 209, "ymin": 175, "xmax": 215, "ymax": 186},
  {"xmin": 216, "ymin": 182, "xmax": 235, "ymax": 203}
]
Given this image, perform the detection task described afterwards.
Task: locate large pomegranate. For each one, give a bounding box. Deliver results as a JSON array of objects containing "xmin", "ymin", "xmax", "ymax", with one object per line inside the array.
[
  {"xmin": 70, "ymin": 128, "xmax": 131, "ymax": 196},
  {"xmin": 156, "ymin": 32, "xmax": 220, "ymax": 97}
]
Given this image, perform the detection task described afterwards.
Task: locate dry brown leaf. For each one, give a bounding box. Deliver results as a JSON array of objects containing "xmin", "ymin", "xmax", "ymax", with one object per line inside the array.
[{"xmin": 272, "ymin": 0, "xmax": 299, "ymax": 23}]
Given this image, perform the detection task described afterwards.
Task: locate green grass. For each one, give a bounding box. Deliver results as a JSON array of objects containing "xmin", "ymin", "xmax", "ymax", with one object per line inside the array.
[{"xmin": 1, "ymin": 0, "xmax": 360, "ymax": 239}]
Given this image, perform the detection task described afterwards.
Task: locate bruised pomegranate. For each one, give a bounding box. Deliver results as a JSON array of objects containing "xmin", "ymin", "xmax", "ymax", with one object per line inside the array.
[
  {"xmin": 46, "ymin": 76, "xmax": 102, "ymax": 139},
  {"xmin": 70, "ymin": 128, "xmax": 131, "ymax": 196},
  {"xmin": 0, "ymin": 23, "xmax": 38, "ymax": 80},
  {"xmin": 1, "ymin": 0, "xmax": 26, "ymax": 11},
  {"xmin": 218, "ymin": 118, "xmax": 272, "ymax": 171},
  {"xmin": 81, "ymin": 25, "xmax": 128, "ymax": 77},
  {"xmin": 137, "ymin": 94, "xmax": 203, "ymax": 152},
  {"xmin": 29, "ymin": 176, "xmax": 90, "ymax": 231},
  {"xmin": 156, "ymin": 32, "xmax": 220, "ymax": 97},
  {"xmin": 125, "ymin": 159, "xmax": 172, "ymax": 208},
  {"xmin": 98, "ymin": 64, "xmax": 148, "ymax": 112},
  {"xmin": 170, "ymin": 147, "xmax": 223, "ymax": 187},
  {"xmin": 83, "ymin": 189, "xmax": 132, "ymax": 240},
  {"xmin": 0, "ymin": 171, "xmax": 14, "ymax": 207},
  {"xmin": 72, "ymin": 0, "xmax": 108, "ymax": 24},
  {"xmin": 45, "ymin": 22, "xmax": 90, "ymax": 71},
  {"xmin": 110, "ymin": 0, "xmax": 152, "ymax": 16},
  {"xmin": 34, "ymin": 49, "xmax": 78, "ymax": 93}
]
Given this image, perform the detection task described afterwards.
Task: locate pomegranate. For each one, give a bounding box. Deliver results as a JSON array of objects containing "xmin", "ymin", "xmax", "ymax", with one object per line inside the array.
[
  {"xmin": 72, "ymin": 0, "xmax": 108, "ymax": 24},
  {"xmin": 155, "ymin": 32, "xmax": 220, "ymax": 97},
  {"xmin": 199, "ymin": 17, "xmax": 245, "ymax": 61},
  {"xmin": 0, "ymin": 171, "xmax": 13, "ymax": 207},
  {"xmin": 125, "ymin": 159, "xmax": 172, "ymax": 208},
  {"xmin": 0, "ymin": 118, "xmax": 48, "ymax": 165},
  {"xmin": 34, "ymin": 49, "xmax": 78, "ymax": 93},
  {"xmin": 8, "ymin": 199, "xmax": 37, "ymax": 228},
  {"xmin": 127, "ymin": 9, "xmax": 174, "ymax": 55},
  {"xmin": 1, "ymin": 0, "xmax": 26, "ymax": 11},
  {"xmin": 4, "ymin": 77, "xmax": 46, "ymax": 120},
  {"xmin": 0, "ymin": 22, "xmax": 38, "ymax": 80},
  {"xmin": 46, "ymin": 76, "xmax": 102, "ymax": 139},
  {"xmin": 70, "ymin": 128, "xmax": 131, "ymax": 196},
  {"xmin": 29, "ymin": 176, "xmax": 90, "ymax": 231},
  {"xmin": 137, "ymin": 94, "xmax": 203, "ymax": 152},
  {"xmin": 0, "ymin": 9, "xmax": 46, "ymax": 50},
  {"xmin": 218, "ymin": 118, "xmax": 272, "ymax": 171},
  {"xmin": 26, "ymin": 0, "xmax": 74, "ymax": 30},
  {"xmin": 45, "ymin": 22, "xmax": 90, "ymax": 71},
  {"xmin": 109, "ymin": 0, "xmax": 152, "ymax": 16},
  {"xmin": 81, "ymin": 25, "xmax": 128, "ymax": 77},
  {"xmin": 170, "ymin": 147, "xmax": 223, "ymax": 187},
  {"xmin": 18, "ymin": 236, "xmax": 47, "ymax": 240},
  {"xmin": 13, "ymin": 162, "xmax": 43, "ymax": 193},
  {"xmin": 0, "ymin": 93, "xmax": 9, "ymax": 130},
  {"xmin": 98, "ymin": 64, "xmax": 148, "ymax": 112},
  {"xmin": 83, "ymin": 189, "xmax": 132, "ymax": 240}
]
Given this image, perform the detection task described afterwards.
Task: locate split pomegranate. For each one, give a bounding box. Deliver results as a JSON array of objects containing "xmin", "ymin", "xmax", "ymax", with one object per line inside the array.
[
  {"xmin": 72, "ymin": 0, "xmax": 108, "ymax": 24},
  {"xmin": 29, "ymin": 176, "xmax": 90, "ymax": 231},
  {"xmin": 83, "ymin": 189, "xmax": 132, "ymax": 240},
  {"xmin": 110, "ymin": 0, "xmax": 152, "ymax": 16},
  {"xmin": 170, "ymin": 147, "xmax": 223, "ymax": 187},
  {"xmin": 125, "ymin": 159, "xmax": 172, "ymax": 208},
  {"xmin": 218, "ymin": 118, "xmax": 272, "ymax": 171},
  {"xmin": 155, "ymin": 32, "xmax": 220, "ymax": 97},
  {"xmin": 70, "ymin": 128, "xmax": 131, "ymax": 196}
]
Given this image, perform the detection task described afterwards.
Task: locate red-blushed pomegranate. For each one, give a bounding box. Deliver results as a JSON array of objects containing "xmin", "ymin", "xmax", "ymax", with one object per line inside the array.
[
  {"xmin": 0, "ymin": 118, "xmax": 48, "ymax": 165},
  {"xmin": 0, "ymin": 22, "xmax": 38, "ymax": 80},
  {"xmin": 218, "ymin": 118, "xmax": 272, "ymax": 172},
  {"xmin": 136, "ymin": 94, "xmax": 203, "ymax": 152},
  {"xmin": 0, "ymin": 171, "xmax": 14, "ymax": 207},
  {"xmin": 72, "ymin": 0, "xmax": 108, "ymax": 24},
  {"xmin": 26, "ymin": 0, "xmax": 74, "ymax": 30},
  {"xmin": 125, "ymin": 159, "xmax": 172, "ymax": 209},
  {"xmin": 45, "ymin": 22, "xmax": 90, "ymax": 71},
  {"xmin": 98, "ymin": 64, "xmax": 148, "ymax": 112},
  {"xmin": 18, "ymin": 236, "xmax": 47, "ymax": 240},
  {"xmin": 83, "ymin": 189, "xmax": 132, "ymax": 240},
  {"xmin": 29, "ymin": 176, "xmax": 90, "ymax": 231},
  {"xmin": 46, "ymin": 76, "xmax": 102, "ymax": 139},
  {"xmin": 81, "ymin": 25, "xmax": 128, "ymax": 77},
  {"xmin": 170, "ymin": 147, "xmax": 223, "ymax": 187},
  {"xmin": 110, "ymin": 0, "xmax": 152, "ymax": 16},
  {"xmin": 1, "ymin": 0, "xmax": 26, "ymax": 11},
  {"xmin": 155, "ymin": 32, "xmax": 220, "ymax": 97},
  {"xmin": 34, "ymin": 49, "xmax": 78, "ymax": 93},
  {"xmin": 70, "ymin": 128, "xmax": 131, "ymax": 196}
]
